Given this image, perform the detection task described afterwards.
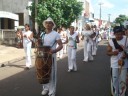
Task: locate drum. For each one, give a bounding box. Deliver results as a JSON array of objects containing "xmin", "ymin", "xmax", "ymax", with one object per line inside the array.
[{"xmin": 35, "ymin": 46, "xmax": 52, "ymax": 84}]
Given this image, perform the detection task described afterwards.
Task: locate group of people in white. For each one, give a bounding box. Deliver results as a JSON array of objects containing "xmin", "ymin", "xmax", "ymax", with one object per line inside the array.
[
  {"xmin": 16, "ymin": 17, "xmax": 101, "ymax": 96},
  {"xmin": 56, "ymin": 23, "xmax": 100, "ymax": 72},
  {"xmin": 16, "ymin": 17, "xmax": 128, "ymax": 96}
]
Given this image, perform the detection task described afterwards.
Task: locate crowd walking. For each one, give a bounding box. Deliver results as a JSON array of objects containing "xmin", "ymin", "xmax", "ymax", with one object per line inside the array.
[
  {"xmin": 33, "ymin": 20, "xmax": 101, "ymax": 96},
  {"xmin": 15, "ymin": 17, "xmax": 128, "ymax": 96},
  {"xmin": 16, "ymin": 19, "xmax": 101, "ymax": 96}
]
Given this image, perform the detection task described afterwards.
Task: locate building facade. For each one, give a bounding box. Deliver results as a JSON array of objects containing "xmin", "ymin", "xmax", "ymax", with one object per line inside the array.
[
  {"xmin": 0, "ymin": 0, "xmax": 32, "ymax": 30},
  {"xmin": 0, "ymin": 0, "xmax": 32, "ymax": 45},
  {"xmin": 73, "ymin": 0, "xmax": 94, "ymax": 34}
]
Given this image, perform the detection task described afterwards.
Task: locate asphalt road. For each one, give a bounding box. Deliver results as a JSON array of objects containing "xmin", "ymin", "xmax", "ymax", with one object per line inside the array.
[{"xmin": 0, "ymin": 41, "xmax": 111, "ymax": 96}]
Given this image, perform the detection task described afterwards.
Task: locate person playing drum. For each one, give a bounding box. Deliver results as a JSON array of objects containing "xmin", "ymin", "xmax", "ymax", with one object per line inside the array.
[{"xmin": 38, "ymin": 17, "xmax": 63, "ymax": 96}]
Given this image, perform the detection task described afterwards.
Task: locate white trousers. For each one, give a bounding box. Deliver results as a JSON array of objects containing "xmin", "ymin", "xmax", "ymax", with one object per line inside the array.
[
  {"xmin": 67, "ymin": 46, "xmax": 77, "ymax": 70},
  {"xmin": 63, "ymin": 44, "xmax": 67, "ymax": 54},
  {"xmin": 111, "ymin": 68, "xmax": 127, "ymax": 96},
  {"xmin": 42, "ymin": 56, "xmax": 57, "ymax": 95},
  {"xmin": 83, "ymin": 41, "xmax": 93, "ymax": 61},
  {"xmin": 23, "ymin": 43, "xmax": 32, "ymax": 67},
  {"xmin": 92, "ymin": 41, "xmax": 97, "ymax": 56},
  {"xmin": 56, "ymin": 44, "xmax": 63, "ymax": 58}
]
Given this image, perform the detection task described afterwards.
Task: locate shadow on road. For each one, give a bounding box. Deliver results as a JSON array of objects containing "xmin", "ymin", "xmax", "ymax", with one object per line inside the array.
[
  {"xmin": 57, "ymin": 44, "xmax": 111, "ymax": 96},
  {"xmin": 0, "ymin": 44, "xmax": 112, "ymax": 96}
]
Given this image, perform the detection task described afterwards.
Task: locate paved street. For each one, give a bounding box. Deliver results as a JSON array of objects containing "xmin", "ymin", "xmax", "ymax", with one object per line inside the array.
[{"xmin": 0, "ymin": 40, "xmax": 111, "ymax": 96}]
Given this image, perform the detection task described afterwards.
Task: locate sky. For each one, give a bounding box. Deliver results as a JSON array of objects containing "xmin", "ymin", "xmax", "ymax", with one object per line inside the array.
[{"xmin": 90, "ymin": 0, "xmax": 128, "ymax": 22}]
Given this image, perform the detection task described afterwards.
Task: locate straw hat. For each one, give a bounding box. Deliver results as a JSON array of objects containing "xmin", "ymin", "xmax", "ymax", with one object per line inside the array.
[{"xmin": 43, "ymin": 17, "xmax": 56, "ymax": 29}]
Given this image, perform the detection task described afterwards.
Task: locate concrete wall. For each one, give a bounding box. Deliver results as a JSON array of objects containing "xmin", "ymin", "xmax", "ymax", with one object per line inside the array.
[{"xmin": 0, "ymin": 0, "xmax": 32, "ymax": 24}]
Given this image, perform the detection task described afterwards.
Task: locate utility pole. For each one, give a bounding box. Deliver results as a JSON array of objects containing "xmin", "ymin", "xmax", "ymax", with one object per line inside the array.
[
  {"xmin": 108, "ymin": 14, "xmax": 111, "ymax": 40},
  {"xmin": 35, "ymin": 0, "xmax": 38, "ymax": 34},
  {"xmin": 108, "ymin": 14, "xmax": 111, "ymax": 27},
  {"xmin": 99, "ymin": 2, "xmax": 103, "ymax": 20},
  {"xmin": 108, "ymin": 14, "xmax": 111, "ymax": 23},
  {"xmin": 99, "ymin": 2, "xmax": 103, "ymax": 27}
]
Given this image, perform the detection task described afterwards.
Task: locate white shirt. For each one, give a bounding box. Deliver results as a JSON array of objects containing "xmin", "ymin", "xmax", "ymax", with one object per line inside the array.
[
  {"xmin": 40, "ymin": 30, "xmax": 60, "ymax": 50},
  {"xmin": 67, "ymin": 32, "xmax": 78, "ymax": 47},
  {"xmin": 109, "ymin": 36, "xmax": 128, "ymax": 68},
  {"xmin": 59, "ymin": 31, "xmax": 67, "ymax": 43},
  {"xmin": 82, "ymin": 30, "xmax": 93, "ymax": 36},
  {"xmin": 22, "ymin": 30, "xmax": 32, "ymax": 47},
  {"xmin": 82, "ymin": 30, "xmax": 93, "ymax": 45}
]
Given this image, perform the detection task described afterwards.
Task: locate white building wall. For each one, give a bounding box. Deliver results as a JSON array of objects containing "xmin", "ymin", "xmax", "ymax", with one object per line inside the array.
[
  {"xmin": 0, "ymin": 0, "xmax": 31, "ymax": 25},
  {"xmin": 76, "ymin": 0, "xmax": 92, "ymax": 33}
]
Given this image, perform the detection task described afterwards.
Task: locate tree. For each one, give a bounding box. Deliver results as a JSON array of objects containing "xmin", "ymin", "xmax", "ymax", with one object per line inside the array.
[
  {"xmin": 28, "ymin": 0, "xmax": 83, "ymax": 30},
  {"xmin": 114, "ymin": 15, "xmax": 128, "ymax": 26}
]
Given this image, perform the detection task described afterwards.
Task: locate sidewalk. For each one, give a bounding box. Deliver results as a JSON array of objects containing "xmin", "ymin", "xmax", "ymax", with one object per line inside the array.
[
  {"xmin": 0, "ymin": 45, "xmax": 35, "ymax": 67},
  {"xmin": 0, "ymin": 40, "xmax": 85, "ymax": 67},
  {"xmin": 0, "ymin": 39, "xmax": 107, "ymax": 67}
]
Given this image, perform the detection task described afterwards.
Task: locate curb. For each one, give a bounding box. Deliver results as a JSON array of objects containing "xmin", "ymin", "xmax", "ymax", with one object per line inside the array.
[
  {"xmin": 0, "ymin": 56, "xmax": 26, "ymax": 68},
  {"xmin": 0, "ymin": 55, "xmax": 35, "ymax": 68},
  {"xmin": 0, "ymin": 43, "xmax": 84, "ymax": 68}
]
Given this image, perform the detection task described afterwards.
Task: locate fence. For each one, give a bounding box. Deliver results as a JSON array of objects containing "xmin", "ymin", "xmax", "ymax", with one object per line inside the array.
[{"xmin": 0, "ymin": 29, "xmax": 17, "ymax": 46}]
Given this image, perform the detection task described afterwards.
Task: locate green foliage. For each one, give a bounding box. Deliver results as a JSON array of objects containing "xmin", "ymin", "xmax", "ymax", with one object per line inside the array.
[
  {"xmin": 28, "ymin": 0, "xmax": 83, "ymax": 29},
  {"xmin": 115, "ymin": 15, "xmax": 128, "ymax": 25}
]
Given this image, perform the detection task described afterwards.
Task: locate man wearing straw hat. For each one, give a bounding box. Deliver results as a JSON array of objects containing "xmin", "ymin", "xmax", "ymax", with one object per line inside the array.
[
  {"xmin": 107, "ymin": 26, "xmax": 128, "ymax": 96},
  {"xmin": 40, "ymin": 17, "xmax": 63, "ymax": 96}
]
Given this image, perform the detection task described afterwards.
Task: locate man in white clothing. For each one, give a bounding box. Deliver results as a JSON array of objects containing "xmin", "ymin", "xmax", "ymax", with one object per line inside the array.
[
  {"xmin": 39, "ymin": 17, "xmax": 63, "ymax": 96},
  {"xmin": 107, "ymin": 26, "xmax": 128, "ymax": 96},
  {"xmin": 63, "ymin": 26, "xmax": 79, "ymax": 72}
]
